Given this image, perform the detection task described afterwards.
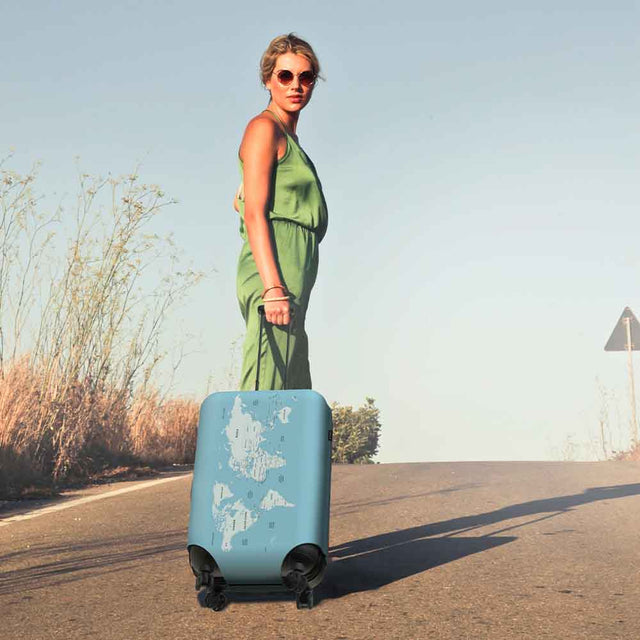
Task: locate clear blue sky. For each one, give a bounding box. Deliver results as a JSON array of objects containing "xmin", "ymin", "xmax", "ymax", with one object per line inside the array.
[{"xmin": 2, "ymin": 1, "xmax": 639, "ymax": 462}]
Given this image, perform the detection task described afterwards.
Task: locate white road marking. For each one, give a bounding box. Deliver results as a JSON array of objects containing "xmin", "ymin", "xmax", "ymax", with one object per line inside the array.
[{"xmin": 0, "ymin": 473, "xmax": 192, "ymax": 527}]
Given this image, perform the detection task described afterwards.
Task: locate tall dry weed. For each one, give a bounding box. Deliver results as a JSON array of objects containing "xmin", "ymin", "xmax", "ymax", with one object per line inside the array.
[
  {"xmin": 129, "ymin": 388, "xmax": 199, "ymax": 465},
  {"xmin": 0, "ymin": 159, "xmax": 204, "ymax": 497}
]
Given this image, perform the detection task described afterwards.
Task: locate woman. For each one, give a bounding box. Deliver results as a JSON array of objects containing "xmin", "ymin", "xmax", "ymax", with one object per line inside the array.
[{"xmin": 234, "ymin": 34, "xmax": 328, "ymax": 391}]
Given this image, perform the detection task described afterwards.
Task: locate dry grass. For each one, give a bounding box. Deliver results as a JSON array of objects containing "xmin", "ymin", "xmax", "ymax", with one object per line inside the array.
[
  {"xmin": 128, "ymin": 387, "xmax": 199, "ymax": 465},
  {"xmin": 613, "ymin": 443, "xmax": 640, "ymax": 461},
  {"xmin": 0, "ymin": 159, "xmax": 204, "ymax": 500},
  {"xmin": 0, "ymin": 356, "xmax": 199, "ymax": 499}
]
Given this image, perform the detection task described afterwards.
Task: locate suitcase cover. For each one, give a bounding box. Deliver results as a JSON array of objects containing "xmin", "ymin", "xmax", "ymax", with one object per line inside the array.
[{"xmin": 187, "ymin": 389, "xmax": 333, "ymax": 587}]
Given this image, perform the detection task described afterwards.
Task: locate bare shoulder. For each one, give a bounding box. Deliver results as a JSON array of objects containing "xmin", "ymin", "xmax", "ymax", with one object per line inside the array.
[
  {"xmin": 240, "ymin": 112, "xmax": 283, "ymax": 162},
  {"xmin": 248, "ymin": 111, "xmax": 279, "ymax": 130},
  {"xmin": 243, "ymin": 113, "xmax": 281, "ymax": 144}
]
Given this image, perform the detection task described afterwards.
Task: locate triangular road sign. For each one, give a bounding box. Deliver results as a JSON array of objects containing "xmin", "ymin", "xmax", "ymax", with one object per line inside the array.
[{"xmin": 604, "ymin": 307, "xmax": 640, "ymax": 351}]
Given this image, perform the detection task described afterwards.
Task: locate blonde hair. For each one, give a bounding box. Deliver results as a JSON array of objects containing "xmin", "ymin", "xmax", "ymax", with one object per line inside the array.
[{"xmin": 259, "ymin": 33, "xmax": 322, "ymax": 87}]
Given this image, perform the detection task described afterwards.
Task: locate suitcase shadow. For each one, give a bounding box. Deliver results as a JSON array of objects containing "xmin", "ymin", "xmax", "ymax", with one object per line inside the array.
[
  {"xmin": 210, "ymin": 481, "xmax": 640, "ymax": 607},
  {"xmin": 211, "ymin": 534, "xmax": 515, "ymax": 608},
  {"xmin": 313, "ymin": 481, "xmax": 640, "ymax": 604},
  {"xmin": 316, "ymin": 534, "xmax": 514, "ymax": 603}
]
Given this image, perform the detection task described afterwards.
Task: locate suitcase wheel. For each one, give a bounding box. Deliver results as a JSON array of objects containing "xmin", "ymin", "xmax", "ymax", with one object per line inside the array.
[
  {"xmin": 204, "ymin": 589, "xmax": 228, "ymax": 612},
  {"xmin": 282, "ymin": 570, "xmax": 309, "ymax": 594},
  {"xmin": 296, "ymin": 588, "xmax": 314, "ymax": 610}
]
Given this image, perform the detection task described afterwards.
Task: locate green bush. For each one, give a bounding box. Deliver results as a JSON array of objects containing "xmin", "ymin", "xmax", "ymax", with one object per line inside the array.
[{"xmin": 330, "ymin": 397, "xmax": 381, "ymax": 464}]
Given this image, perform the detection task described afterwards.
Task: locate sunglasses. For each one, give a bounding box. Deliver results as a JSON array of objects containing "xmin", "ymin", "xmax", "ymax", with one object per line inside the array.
[{"xmin": 273, "ymin": 69, "xmax": 316, "ymax": 88}]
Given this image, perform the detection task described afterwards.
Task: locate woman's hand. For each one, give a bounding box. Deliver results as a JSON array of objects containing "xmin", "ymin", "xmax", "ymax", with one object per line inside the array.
[{"xmin": 263, "ymin": 285, "xmax": 291, "ymax": 326}]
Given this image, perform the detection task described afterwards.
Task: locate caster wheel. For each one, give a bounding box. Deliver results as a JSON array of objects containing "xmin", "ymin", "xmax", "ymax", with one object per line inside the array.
[
  {"xmin": 283, "ymin": 570, "xmax": 309, "ymax": 595},
  {"xmin": 195, "ymin": 572, "xmax": 210, "ymax": 590},
  {"xmin": 296, "ymin": 588, "xmax": 314, "ymax": 609},
  {"xmin": 204, "ymin": 590, "xmax": 228, "ymax": 611}
]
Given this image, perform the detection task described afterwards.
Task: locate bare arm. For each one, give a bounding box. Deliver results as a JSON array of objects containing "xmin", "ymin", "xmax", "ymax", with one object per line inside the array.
[{"xmin": 239, "ymin": 117, "xmax": 289, "ymax": 325}]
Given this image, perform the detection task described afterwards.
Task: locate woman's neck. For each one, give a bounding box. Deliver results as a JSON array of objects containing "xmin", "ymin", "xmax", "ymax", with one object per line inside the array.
[{"xmin": 268, "ymin": 103, "xmax": 299, "ymax": 136}]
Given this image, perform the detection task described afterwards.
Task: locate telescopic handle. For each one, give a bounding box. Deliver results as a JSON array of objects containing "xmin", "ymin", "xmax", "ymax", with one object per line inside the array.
[{"xmin": 255, "ymin": 305, "xmax": 294, "ymax": 391}]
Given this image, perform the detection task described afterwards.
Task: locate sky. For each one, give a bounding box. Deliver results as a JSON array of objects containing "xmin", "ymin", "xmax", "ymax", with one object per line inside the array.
[{"xmin": 1, "ymin": 0, "xmax": 639, "ymax": 462}]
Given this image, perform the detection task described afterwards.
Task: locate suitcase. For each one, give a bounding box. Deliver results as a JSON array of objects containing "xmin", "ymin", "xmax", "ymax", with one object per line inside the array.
[{"xmin": 187, "ymin": 305, "xmax": 333, "ymax": 610}]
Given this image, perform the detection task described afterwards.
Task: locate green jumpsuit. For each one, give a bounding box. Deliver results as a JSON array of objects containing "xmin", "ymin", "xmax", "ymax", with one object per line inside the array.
[{"xmin": 236, "ymin": 110, "xmax": 328, "ymax": 391}]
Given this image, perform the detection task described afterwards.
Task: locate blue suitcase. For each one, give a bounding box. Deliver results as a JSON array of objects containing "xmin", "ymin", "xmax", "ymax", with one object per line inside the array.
[{"xmin": 187, "ymin": 306, "xmax": 333, "ymax": 610}]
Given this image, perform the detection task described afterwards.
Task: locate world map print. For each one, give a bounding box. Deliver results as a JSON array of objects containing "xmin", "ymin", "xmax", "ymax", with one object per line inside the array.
[{"xmin": 211, "ymin": 395, "xmax": 295, "ymax": 551}]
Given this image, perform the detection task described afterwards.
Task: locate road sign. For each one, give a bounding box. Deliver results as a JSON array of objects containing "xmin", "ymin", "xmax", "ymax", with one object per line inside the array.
[
  {"xmin": 604, "ymin": 306, "xmax": 640, "ymax": 448},
  {"xmin": 604, "ymin": 307, "xmax": 640, "ymax": 351}
]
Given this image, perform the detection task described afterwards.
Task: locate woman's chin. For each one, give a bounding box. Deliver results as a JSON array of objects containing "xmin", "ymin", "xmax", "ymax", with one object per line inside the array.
[{"xmin": 273, "ymin": 99, "xmax": 308, "ymax": 113}]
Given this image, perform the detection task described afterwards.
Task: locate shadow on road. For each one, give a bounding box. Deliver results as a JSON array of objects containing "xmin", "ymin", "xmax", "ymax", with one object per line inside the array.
[
  {"xmin": 331, "ymin": 483, "xmax": 481, "ymax": 517},
  {"xmin": 2, "ymin": 483, "xmax": 639, "ymax": 607},
  {"xmin": 315, "ymin": 482, "xmax": 640, "ymax": 603},
  {"xmin": 318, "ymin": 534, "xmax": 515, "ymax": 602},
  {"xmin": 0, "ymin": 530, "xmax": 186, "ymax": 596}
]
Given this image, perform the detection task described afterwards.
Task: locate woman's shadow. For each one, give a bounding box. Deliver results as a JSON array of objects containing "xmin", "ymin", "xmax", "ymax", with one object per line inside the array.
[{"xmin": 310, "ymin": 481, "xmax": 640, "ymax": 603}]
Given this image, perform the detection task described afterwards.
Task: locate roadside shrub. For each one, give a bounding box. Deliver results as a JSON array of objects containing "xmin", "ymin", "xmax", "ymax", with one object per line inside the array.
[{"xmin": 331, "ymin": 397, "xmax": 381, "ymax": 464}]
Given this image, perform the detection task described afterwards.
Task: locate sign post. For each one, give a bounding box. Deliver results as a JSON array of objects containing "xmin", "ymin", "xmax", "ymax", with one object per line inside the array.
[{"xmin": 605, "ymin": 306, "xmax": 640, "ymax": 447}]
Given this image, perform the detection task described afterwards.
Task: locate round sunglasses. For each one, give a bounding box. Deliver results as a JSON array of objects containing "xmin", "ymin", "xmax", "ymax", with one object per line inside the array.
[{"xmin": 273, "ymin": 69, "xmax": 316, "ymax": 88}]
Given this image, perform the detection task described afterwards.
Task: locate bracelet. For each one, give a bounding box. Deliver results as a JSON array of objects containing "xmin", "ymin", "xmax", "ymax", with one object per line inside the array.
[
  {"xmin": 261, "ymin": 285, "xmax": 288, "ymax": 299},
  {"xmin": 263, "ymin": 296, "xmax": 290, "ymax": 302}
]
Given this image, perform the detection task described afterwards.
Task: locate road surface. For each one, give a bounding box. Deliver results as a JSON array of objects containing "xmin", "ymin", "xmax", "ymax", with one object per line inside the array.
[{"xmin": 2, "ymin": 461, "xmax": 640, "ymax": 639}]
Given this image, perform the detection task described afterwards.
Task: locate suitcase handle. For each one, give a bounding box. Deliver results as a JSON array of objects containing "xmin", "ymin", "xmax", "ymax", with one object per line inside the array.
[{"xmin": 255, "ymin": 305, "xmax": 294, "ymax": 391}]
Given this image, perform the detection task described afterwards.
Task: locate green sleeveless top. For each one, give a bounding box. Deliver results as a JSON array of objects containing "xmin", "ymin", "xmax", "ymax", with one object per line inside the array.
[{"xmin": 237, "ymin": 109, "xmax": 328, "ymax": 243}]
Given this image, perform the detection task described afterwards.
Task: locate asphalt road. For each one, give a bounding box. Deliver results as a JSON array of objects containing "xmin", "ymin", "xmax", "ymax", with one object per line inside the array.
[{"xmin": 1, "ymin": 461, "xmax": 640, "ymax": 639}]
